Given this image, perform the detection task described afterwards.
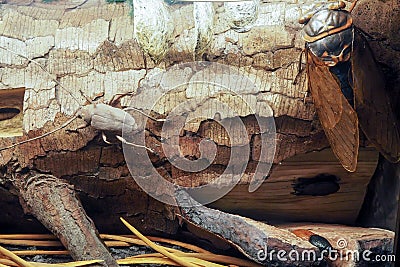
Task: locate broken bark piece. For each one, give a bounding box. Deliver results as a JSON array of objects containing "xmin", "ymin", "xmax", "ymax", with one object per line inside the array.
[
  {"xmin": 0, "ymin": 0, "xmax": 397, "ymax": 263},
  {"xmin": 283, "ymin": 224, "xmax": 395, "ymax": 267},
  {"xmin": 13, "ymin": 171, "xmax": 118, "ymax": 267},
  {"xmin": 175, "ymin": 189, "xmax": 321, "ymax": 266},
  {"xmin": 176, "ymin": 190, "xmax": 395, "ymax": 267}
]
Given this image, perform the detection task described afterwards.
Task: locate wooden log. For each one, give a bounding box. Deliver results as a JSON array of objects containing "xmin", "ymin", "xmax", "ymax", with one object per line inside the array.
[
  {"xmin": 11, "ymin": 171, "xmax": 118, "ymax": 267},
  {"xmin": 0, "ymin": 0, "xmax": 397, "ymax": 265},
  {"xmin": 176, "ymin": 190, "xmax": 395, "ymax": 267},
  {"xmin": 209, "ymin": 147, "xmax": 378, "ymax": 224}
]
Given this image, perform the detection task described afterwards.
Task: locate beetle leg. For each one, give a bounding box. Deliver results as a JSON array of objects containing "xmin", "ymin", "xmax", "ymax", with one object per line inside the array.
[
  {"xmin": 67, "ymin": 121, "xmax": 88, "ymax": 132},
  {"xmin": 102, "ymin": 132, "xmax": 114, "ymax": 144},
  {"xmin": 115, "ymin": 135, "xmax": 155, "ymax": 153},
  {"xmin": 108, "ymin": 92, "xmax": 134, "ymax": 106},
  {"xmin": 348, "ymin": 0, "xmax": 358, "ymax": 13},
  {"xmin": 293, "ymin": 49, "xmax": 306, "ymax": 85}
]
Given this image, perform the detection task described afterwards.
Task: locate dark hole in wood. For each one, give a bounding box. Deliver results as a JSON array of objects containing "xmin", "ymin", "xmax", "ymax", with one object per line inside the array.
[
  {"xmin": 0, "ymin": 107, "xmax": 20, "ymax": 121},
  {"xmin": 0, "ymin": 88, "xmax": 25, "ymax": 137},
  {"xmin": 292, "ymin": 174, "xmax": 340, "ymax": 196}
]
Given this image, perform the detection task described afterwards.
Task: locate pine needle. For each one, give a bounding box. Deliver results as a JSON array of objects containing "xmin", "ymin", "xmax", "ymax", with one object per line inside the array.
[
  {"xmin": 30, "ymin": 260, "xmax": 104, "ymax": 267},
  {"xmin": 178, "ymin": 253, "xmax": 261, "ymax": 267},
  {"xmin": 120, "ymin": 217, "xmax": 200, "ymax": 267},
  {"xmin": 0, "ymin": 239, "xmax": 130, "ymax": 248},
  {"xmin": 0, "ymin": 246, "xmax": 34, "ymax": 267},
  {"xmin": 0, "ymin": 259, "xmax": 18, "ymax": 267},
  {"xmin": 13, "ymin": 251, "xmax": 68, "ymax": 256},
  {"xmin": 101, "ymin": 234, "xmax": 188, "ymax": 254},
  {"xmin": 0, "ymin": 240, "xmax": 62, "ymax": 247},
  {"xmin": 104, "ymin": 241, "xmax": 131, "ymax": 247},
  {"xmin": 176, "ymin": 256, "xmax": 226, "ymax": 267},
  {"xmin": 0, "ymin": 228, "xmax": 262, "ymax": 267},
  {"xmin": 117, "ymin": 256, "xmax": 180, "ymax": 265},
  {"xmin": 119, "ymin": 255, "xmax": 226, "ymax": 267},
  {"xmin": 0, "ymin": 235, "xmax": 56, "ymax": 241},
  {"xmin": 122, "ymin": 235, "xmax": 210, "ymax": 254},
  {"xmin": 125, "ymin": 252, "xmax": 261, "ymax": 267}
]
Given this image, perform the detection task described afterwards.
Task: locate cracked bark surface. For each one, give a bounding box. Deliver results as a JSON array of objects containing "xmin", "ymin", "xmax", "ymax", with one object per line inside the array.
[
  {"xmin": 176, "ymin": 190, "xmax": 395, "ymax": 266},
  {"xmin": 0, "ymin": 0, "xmax": 398, "ymax": 265},
  {"xmin": 12, "ymin": 171, "xmax": 118, "ymax": 266}
]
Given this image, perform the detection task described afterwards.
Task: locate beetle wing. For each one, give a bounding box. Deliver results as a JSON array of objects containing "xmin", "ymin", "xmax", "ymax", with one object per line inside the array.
[
  {"xmin": 352, "ymin": 32, "xmax": 400, "ymax": 162},
  {"xmin": 307, "ymin": 50, "xmax": 359, "ymax": 172}
]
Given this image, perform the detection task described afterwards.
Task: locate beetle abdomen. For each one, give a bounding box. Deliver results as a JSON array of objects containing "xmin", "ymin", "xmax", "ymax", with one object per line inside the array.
[{"xmin": 329, "ymin": 60, "xmax": 354, "ymax": 107}]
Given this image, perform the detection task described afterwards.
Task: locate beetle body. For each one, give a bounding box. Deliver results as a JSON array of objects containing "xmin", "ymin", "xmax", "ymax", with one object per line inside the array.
[{"xmin": 300, "ymin": 2, "xmax": 400, "ymax": 171}]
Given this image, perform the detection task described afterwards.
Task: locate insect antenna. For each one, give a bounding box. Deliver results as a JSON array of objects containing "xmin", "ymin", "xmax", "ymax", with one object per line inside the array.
[
  {"xmin": 124, "ymin": 107, "xmax": 166, "ymax": 122},
  {"xmin": 293, "ymin": 49, "xmax": 306, "ymax": 85},
  {"xmin": 0, "ymin": 46, "xmax": 155, "ymax": 152},
  {"xmin": 0, "ymin": 45, "xmax": 92, "ymax": 105},
  {"xmin": 108, "ymin": 93, "xmax": 165, "ymax": 122},
  {"xmin": 348, "ymin": 0, "xmax": 358, "ymax": 13},
  {"xmin": 0, "ymin": 115, "xmax": 77, "ymax": 152}
]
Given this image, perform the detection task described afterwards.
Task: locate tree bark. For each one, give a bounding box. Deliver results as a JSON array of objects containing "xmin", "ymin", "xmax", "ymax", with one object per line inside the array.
[
  {"xmin": 176, "ymin": 190, "xmax": 395, "ymax": 267},
  {"xmin": 0, "ymin": 0, "xmax": 398, "ymax": 265},
  {"xmin": 11, "ymin": 170, "xmax": 118, "ymax": 266}
]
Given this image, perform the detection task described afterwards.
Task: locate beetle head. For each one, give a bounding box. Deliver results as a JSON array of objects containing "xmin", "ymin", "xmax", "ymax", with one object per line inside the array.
[{"xmin": 300, "ymin": 3, "xmax": 353, "ymax": 67}]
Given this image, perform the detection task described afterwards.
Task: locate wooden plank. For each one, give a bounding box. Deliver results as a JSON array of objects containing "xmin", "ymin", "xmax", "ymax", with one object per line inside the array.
[{"xmin": 208, "ymin": 147, "xmax": 378, "ymax": 224}]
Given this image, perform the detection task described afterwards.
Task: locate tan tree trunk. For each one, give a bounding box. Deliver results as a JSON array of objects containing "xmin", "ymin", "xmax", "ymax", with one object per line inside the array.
[{"xmin": 0, "ymin": 0, "xmax": 398, "ymax": 265}]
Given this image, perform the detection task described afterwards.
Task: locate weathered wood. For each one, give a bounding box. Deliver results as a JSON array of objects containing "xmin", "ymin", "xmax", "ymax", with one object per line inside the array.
[
  {"xmin": 281, "ymin": 224, "xmax": 394, "ymax": 267},
  {"xmin": 177, "ymin": 190, "xmax": 395, "ymax": 267},
  {"xmin": 176, "ymin": 189, "xmax": 321, "ymax": 266},
  {"xmin": 209, "ymin": 147, "xmax": 378, "ymax": 224},
  {"xmin": 0, "ymin": 0, "xmax": 397, "ymax": 265},
  {"xmin": 12, "ymin": 171, "xmax": 118, "ymax": 267},
  {"xmin": 0, "ymin": 88, "xmax": 24, "ymax": 137}
]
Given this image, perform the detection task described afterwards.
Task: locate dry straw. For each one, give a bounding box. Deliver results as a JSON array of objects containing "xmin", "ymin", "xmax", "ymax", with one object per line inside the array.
[{"xmin": 0, "ymin": 218, "xmax": 261, "ymax": 267}]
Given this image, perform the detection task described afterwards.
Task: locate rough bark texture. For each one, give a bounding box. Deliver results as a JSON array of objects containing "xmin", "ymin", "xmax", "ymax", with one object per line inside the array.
[
  {"xmin": 0, "ymin": 0, "xmax": 398, "ymax": 265},
  {"xmin": 0, "ymin": 0, "xmax": 380, "ymax": 226},
  {"xmin": 11, "ymin": 171, "xmax": 118, "ymax": 266},
  {"xmin": 177, "ymin": 190, "xmax": 395, "ymax": 267}
]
